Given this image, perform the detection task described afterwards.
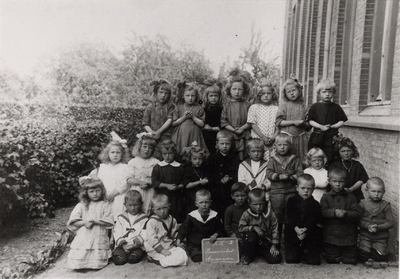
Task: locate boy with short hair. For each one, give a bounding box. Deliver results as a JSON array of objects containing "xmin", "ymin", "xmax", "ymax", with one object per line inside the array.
[
  {"xmin": 307, "ymin": 79, "xmax": 348, "ymax": 163},
  {"xmin": 112, "ymin": 190, "xmax": 148, "ymax": 265},
  {"xmin": 266, "ymin": 133, "xmax": 303, "ymax": 235},
  {"xmin": 285, "ymin": 174, "xmax": 322, "ymax": 265},
  {"xmin": 224, "ymin": 182, "xmax": 249, "ymax": 238},
  {"xmin": 177, "ymin": 189, "xmax": 224, "ymax": 262},
  {"xmin": 238, "ymin": 139, "xmax": 270, "ymax": 192},
  {"xmin": 143, "ymin": 194, "xmax": 188, "ymax": 267},
  {"xmin": 358, "ymin": 177, "xmax": 394, "ymax": 262},
  {"xmin": 320, "ymin": 168, "xmax": 362, "ymax": 264},
  {"xmin": 238, "ymin": 188, "xmax": 281, "ymax": 265}
]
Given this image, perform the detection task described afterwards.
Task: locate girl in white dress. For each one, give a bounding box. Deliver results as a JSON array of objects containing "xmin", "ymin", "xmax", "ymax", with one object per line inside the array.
[
  {"xmin": 89, "ymin": 140, "xmax": 130, "ymax": 221},
  {"xmin": 67, "ymin": 178, "xmax": 113, "ymax": 270},
  {"xmin": 127, "ymin": 134, "xmax": 159, "ymax": 215},
  {"xmin": 304, "ymin": 148, "xmax": 329, "ymax": 202}
]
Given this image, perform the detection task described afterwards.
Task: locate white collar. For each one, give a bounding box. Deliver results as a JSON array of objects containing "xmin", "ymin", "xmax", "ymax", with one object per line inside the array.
[
  {"xmin": 188, "ymin": 209, "xmax": 218, "ymax": 223},
  {"xmin": 158, "ymin": 161, "xmax": 181, "ymax": 167},
  {"xmin": 246, "ymin": 203, "xmax": 271, "ymax": 219}
]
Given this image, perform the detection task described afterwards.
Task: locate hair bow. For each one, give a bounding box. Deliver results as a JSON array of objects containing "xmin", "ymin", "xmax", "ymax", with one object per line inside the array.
[
  {"xmin": 79, "ymin": 176, "xmax": 93, "ymax": 187},
  {"xmin": 110, "ymin": 131, "xmax": 127, "ymax": 148},
  {"xmin": 150, "ymin": 79, "xmax": 170, "ymax": 87},
  {"xmin": 136, "ymin": 132, "xmax": 154, "ymax": 140}
]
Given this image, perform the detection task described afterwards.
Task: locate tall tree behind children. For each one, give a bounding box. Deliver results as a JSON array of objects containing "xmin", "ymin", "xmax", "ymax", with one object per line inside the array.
[
  {"xmin": 202, "ymin": 82, "xmax": 223, "ymax": 154},
  {"xmin": 89, "ymin": 140, "xmax": 130, "ymax": 221},
  {"xmin": 221, "ymin": 77, "xmax": 251, "ymax": 161},
  {"xmin": 207, "ymin": 130, "xmax": 240, "ymax": 217},
  {"xmin": 127, "ymin": 135, "xmax": 159, "ymax": 215},
  {"xmin": 329, "ymin": 137, "xmax": 369, "ymax": 202},
  {"xmin": 183, "ymin": 147, "xmax": 209, "ymax": 214},
  {"xmin": 307, "ymin": 79, "xmax": 348, "ymax": 164},
  {"xmin": 151, "ymin": 139, "xmax": 185, "ymax": 223},
  {"xmin": 247, "ymin": 83, "xmax": 279, "ymax": 161},
  {"xmin": 67, "ymin": 179, "xmax": 113, "ymax": 270},
  {"xmin": 142, "ymin": 79, "xmax": 174, "ymax": 143},
  {"xmin": 276, "ymin": 79, "xmax": 310, "ymax": 163},
  {"xmin": 172, "ymin": 82, "xmax": 208, "ymax": 156}
]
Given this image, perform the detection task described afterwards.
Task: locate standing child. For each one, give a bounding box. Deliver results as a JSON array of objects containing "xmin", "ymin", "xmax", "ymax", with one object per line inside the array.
[
  {"xmin": 143, "ymin": 194, "xmax": 188, "ymax": 267},
  {"xmin": 67, "ymin": 179, "xmax": 113, "ymax": 270},
  {"xmin": 358, "ymin": 177, "xmax": 394, "ymax": 262},
  {"xmin": 276, "ymin": 79, "xmax": 310, "ymax": 163},
  {"xmin": 285, "ymin": 174, "xmax": 322, "ymax": 265},
  {"xmin": 89, "ymin": 140, "xmax": 130, "ymax": 221},
  {"xmin": 127, "ymin": 134, "xmax": 159, "ymax": 215},
  {"xmin": 304, "ymin": 148, "xmax": 329, "ymax": 203},
  {"xmin": 238, "ymin": 139, "xmax": 269, "ymax": 192},
  {"xmin": 172, "ymin": 82, "xmax": 208, "ymax": 155},
  {"xmin": 143, "ymin": 79, "xmax": 174, "ymax": 142},
  {"xmin": 177, "ymin": 189, "xmax": 224, "ymax": 263},
  {"xmin": 321, "ymin": 168, "xmax": 362, "ymax": 264},
  {"xmin": 221, "ymin": 77, "xmax": 251, "ymax": 161},
  {"xmin": 183, "ymin": 147, "xmax": 209, "ymax": 214},
  {"xmin": 329, "ymin": 137, "xmax": 368, "ymax": 202},
  {"xmin": 112, "ymin": 190, "xmax": 148, "ymax": 265},
  {"xmin": 266, "ymin": 133, "xmax": 303, "ymax": 235},
  {"xmin": 307, "ymin": 79, "xmax": 348, "ymax": 164},
  {"xmin": 247, "ymin": 83, "xmax": 279, "ymax": 161},
  {"xmin": 207, "ymin": 130, "xmax": 241, "ymax": 217},
  {"xmin": 224, "ymin": 182, "xmax": 248, "ymax": 239},
  {"xmin": 202, "ymin": 82, "xmax": 223, "ymax": 154},
  {"xmin": 238, "ymin": 188, "xmax": 281, "ymax": 265},
  {"xmin": 151, "ymin": 139, "xmax": 185, "ymax": 223}
]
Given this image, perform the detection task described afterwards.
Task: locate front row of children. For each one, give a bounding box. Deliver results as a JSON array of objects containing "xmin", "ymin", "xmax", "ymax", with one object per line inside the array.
[{"xmin": 67, "ymin": 168, "xmax": 393, "ymax": 269}]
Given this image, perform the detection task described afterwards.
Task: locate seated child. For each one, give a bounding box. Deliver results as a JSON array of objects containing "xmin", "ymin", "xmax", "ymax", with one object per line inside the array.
[
  {"xmin": 112, "ymin": 190, "xmax": 148, "ymax": 265},
  {"xmin": 238, "ymin": 188, "xmax": 281, "ymax": 265},
  {"xmin": 320, "ymin": 168, "xmax": 362, "ymax": 264},
  {"xmin": 143, "ymin": 194, "xmax": 188, "ymax": 267},
  {"xmin": 304, "ymin": 148, "xmax": 329, "ymax": 203},
  {"xmin": 224, "ymin": 182, "xmax": 249, "ymax": 238},
  {"xmin": 238, "ymin": 139, "xmax": 270, "ymax": 192},
  {"xmin": 285, "ymin": 174, "xmax": 322, "ymax": 265},
  {"xmin": 358, "ymin": 177, "xmax": 394, "ymax": 262},
  {"xmin": 266, "ymin": 133, "xmax": 303, "ymax": 235},
  {"xmin": 177, "ymin": 189, "xmax": 224, "ymax": 262}
]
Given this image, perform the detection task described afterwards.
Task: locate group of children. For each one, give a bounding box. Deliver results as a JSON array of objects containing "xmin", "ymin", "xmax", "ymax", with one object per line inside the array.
[{"xmin": 66, "ymin": 77, "xmax": 394, "ymax": 270}]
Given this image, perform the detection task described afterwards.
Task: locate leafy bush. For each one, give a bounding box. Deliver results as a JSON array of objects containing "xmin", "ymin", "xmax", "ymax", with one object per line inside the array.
[{"xmin": 0, "ymin": 103, "xmax": 144, "ymax": 223}]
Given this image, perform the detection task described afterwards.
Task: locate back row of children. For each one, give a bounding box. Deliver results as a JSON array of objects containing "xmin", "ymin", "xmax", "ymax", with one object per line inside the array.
[{"xmin": 66, "ymin": 76, "xmax": 394, "ymax": 269}]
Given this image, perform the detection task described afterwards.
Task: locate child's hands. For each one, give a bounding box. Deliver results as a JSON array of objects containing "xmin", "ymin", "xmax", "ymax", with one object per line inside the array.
[
  {"xmin": 199, "ymin": 178, "xmax": 209, "ymax": 185},
  {"xmin": 220, "ymin": 175, "xmax": 231, "ymax": 184},
  {"xmin": 184, "ymin": 110, "xmax": 193, "ymax": 119},
  {"xmin": 176, "ymin": 239, "xmax": 185, "ymax": 249},
  {"xmin": 154, "ymin": 131, "xmax": 161, "ymax": 140},
  {"xmin": 84, "ymin": 220, "xmax": 94, "ymax": 229},
  {"xmin": 204, "ymin": 124, "xmax": 212, "ymax": 131},
  {"xmin": 295, "ymin": 227, "xmax": 307, "ymax": 240},
  {"xmin": 234, "ymin": 128, "xmax": 243, "ymax": 135},
  {"xmin": 168, "ymin": 184, "xmax": 178, "ymax": 191},
  {"xmin": 160, "ymin": 249, "xmax": 171, "ymax": 256},
  {"xmin": 254, "ymin": 226, "xmax": 264, "ymax": 237},
  {"xmin": 210, "ymin": 233, "xmax": 218, "ymax": 244},
  {"xmin": 177, "ymin": 184, "xmax": 184, "ymax": 189},
  {"xmin": 294, "ymin": 120, "xmax": 304, "ymax": 126},
  {"xmin": 139, "ymin": 181, "xmax": 151, "ymax": 189},
  {"xmin": 270, "ymin": 245, "xmax": 280, "ymax": 257},
  {"xmin": 368, "ymin": 224, "xmax": 378, "ymax": 233},
  {"xmin": 335, "ymin": 209, "xmax": 346, "ymax": 218},
  {"xmin": 279, "ymin": 174, "xmax": 290, "ymax": 180},
  {"xmin": 320, "ymin": 124, "xmax": 331, "ymax": 131}
]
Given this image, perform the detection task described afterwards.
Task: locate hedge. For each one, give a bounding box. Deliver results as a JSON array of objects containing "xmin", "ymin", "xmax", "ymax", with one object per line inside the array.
[{"xmin": 0, "ymin": 102, "xmax": 144, "ymax": 223}]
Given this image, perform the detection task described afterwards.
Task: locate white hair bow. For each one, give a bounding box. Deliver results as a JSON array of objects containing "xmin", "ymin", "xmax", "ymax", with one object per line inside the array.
[{"xmin": 110, "ymin": 131, "xmax": 127, "ymax": 148}]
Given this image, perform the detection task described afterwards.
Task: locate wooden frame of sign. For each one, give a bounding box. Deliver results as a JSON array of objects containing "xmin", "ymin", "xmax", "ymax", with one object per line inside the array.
[{"xmin": 201, "ymin": 237, "xmax": 239, "ymax": 263}]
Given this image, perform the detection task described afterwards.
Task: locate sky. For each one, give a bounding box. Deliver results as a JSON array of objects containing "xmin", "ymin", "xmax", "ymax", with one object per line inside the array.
[{"xmin": 0, "ymin": 0, "xmax": 286, "ymax": 77}]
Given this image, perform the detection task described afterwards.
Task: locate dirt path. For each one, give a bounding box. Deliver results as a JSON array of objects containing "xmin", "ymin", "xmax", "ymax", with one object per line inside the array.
[{"xmin": 37, "ymin": 253, "xmax": 398, "ymax": 279}]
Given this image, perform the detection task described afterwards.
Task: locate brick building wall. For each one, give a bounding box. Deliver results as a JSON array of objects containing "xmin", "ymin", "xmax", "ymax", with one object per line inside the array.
[{"xmin": 282, "ymin": 0, "xmax": 400, "ymax": 252}]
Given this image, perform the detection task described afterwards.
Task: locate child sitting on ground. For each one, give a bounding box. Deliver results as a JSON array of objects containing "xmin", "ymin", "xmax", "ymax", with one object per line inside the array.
[
  {"xmin": 143, "ymin": 194, "xmax": 188, "ymax": 267},
  {"xmin": 320, "ymin": 168, "xmax": 362, "ymax": 264},
  {"xmin": 177, "ymin": 189, "xmax": 224, "ymax": 263},
  {"xmin": 224, "ymin": 182, "xmax": 249, "ymax": 238},
  {"xmin": 238, "ymin": 188, "xmax": 281, "ymax": 265},
  {"xmin": 238, "ymin": 138, "xmax": 270, "ymax": 192},
  {"xmin": 358, "ymin": 177, "xmax": 394, "ymax": 262},
  {"xmin": 112, "ymin": 190, "xmax": 148, "ymax": 265},
  {"xmin": 285, "ymin": 174, "xmax": 322, "ymax": 265},
  {"xmin": 266, "ymin": 133, "xmax": 303, "ymax": 236}
]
